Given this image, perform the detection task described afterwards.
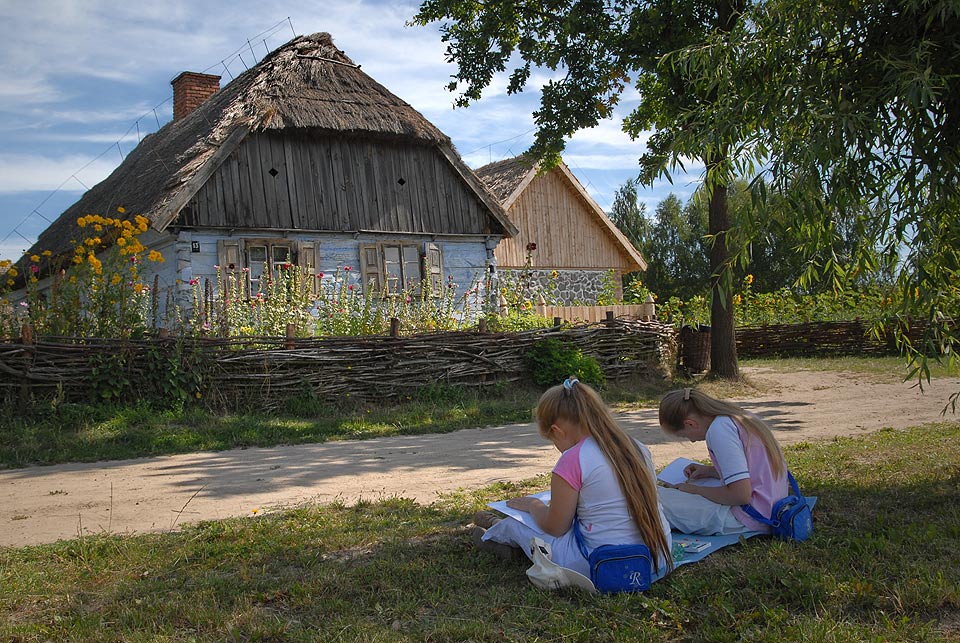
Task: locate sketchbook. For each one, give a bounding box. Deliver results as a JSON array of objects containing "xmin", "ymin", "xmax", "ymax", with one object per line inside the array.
[
  {"xmin": 486, "ymin": 490, "xmax": 551, "ymax": 534},
  {"xmin": 657, "ymin": 457, "xmax": 723, "ymax": 488}
]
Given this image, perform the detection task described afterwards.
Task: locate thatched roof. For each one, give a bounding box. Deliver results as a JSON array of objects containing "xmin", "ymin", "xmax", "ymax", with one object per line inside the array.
[
  {"xmin": 473, "ymin": 155, "xmax": 537, "ymax": 204},
  {"xmin": 476, "ymin": 155, "xmax": 646, "ymax": 271},
  {"xmin": 21, "ymin": 32, "xmax": 513, "ymax": 276}
]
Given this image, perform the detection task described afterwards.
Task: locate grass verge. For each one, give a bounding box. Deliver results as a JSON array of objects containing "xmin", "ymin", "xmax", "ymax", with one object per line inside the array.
[{"xmin": 1, "ymin": 422, "xmax": 958, "ymax": 642}]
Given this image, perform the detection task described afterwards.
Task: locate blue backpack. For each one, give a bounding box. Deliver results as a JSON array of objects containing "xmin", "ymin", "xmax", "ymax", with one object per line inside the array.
[{"xmin": 742, "ymin": 472, "xmax": 813, "ymax": 542}]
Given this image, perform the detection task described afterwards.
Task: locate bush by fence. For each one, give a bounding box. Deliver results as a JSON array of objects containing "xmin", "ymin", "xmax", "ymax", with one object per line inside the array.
[{"xmin": 0, "ymin": 319, "xmax": 675, "ymax": 411}]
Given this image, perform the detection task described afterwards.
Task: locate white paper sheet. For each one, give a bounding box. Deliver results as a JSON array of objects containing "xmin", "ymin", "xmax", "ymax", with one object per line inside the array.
[{"xmin": 486, "ymin": 490, "xmax": 551, "ymax": 534}]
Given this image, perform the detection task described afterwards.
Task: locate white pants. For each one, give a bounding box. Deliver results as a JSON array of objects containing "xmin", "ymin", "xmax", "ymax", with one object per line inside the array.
[
  {"xmin": 482, "ymin": 517, "xmax": 674, "ymax": 581},
  {"xmin": 658, "ymin": 487, "xmax": 750, "ymax": 535},
  {"xmin": 482, "ymin": 517, "xmax": 591, "ymax": 576}
]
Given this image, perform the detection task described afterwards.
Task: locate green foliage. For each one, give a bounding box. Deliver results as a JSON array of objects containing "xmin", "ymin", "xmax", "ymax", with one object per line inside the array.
[
  {"xmin": 88, "ymin": 352, "xmax": 131, "ymax": 402},
  {"xmin": 660, "ymin": 0, "xmax": 960, "ymax": 386},
  {"xmin": 142, "ymin": 340, "xmax": 203, "ymax": 406},
  {"xmin": 484, "ymin": 310, "xmax": 553, "ymax": 332},
  {"xmin": 524, "ymin": 337, "xmax": 605, "ymax": 388}
]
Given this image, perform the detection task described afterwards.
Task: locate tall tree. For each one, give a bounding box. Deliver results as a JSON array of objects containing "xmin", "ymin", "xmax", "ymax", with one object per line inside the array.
[
  {"xmin": 413, "ymin": 0, "xmax": 747, "ymax": 380},
  {"xmin": 662, "ymin": 0, "xmax": 960, "ymax": 392},
  {"xmin": 608, "ymin": 181, "xmax": 650, "ymax": 251}
]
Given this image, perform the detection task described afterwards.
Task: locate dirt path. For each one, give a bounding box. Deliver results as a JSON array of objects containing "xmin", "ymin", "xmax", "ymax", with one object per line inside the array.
[{"xmin": 2, "ymin": 367, "xmax": 957, "ymax": 548}]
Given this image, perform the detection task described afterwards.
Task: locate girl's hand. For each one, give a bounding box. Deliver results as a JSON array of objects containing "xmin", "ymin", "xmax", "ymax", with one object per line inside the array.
[
  {"xmin": 506, "ymin": 496, "xmax": 547, "ymax": 512},
  {"xmin": 683, "ymin": 463, "xmax": 715, "ymax": 480}
]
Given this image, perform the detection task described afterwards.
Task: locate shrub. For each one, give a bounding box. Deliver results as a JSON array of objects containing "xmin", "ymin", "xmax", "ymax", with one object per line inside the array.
[{"xmin": 524, "ymin": 337, "xmax": 605, "ymax": 388}]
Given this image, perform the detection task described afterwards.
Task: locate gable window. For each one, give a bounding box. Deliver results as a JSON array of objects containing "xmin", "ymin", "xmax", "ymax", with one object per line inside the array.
[
  {"xmin": 360, "ymin": 242, "xmax": 443, "ymax": 296},
  {"xmin": 217, "ymin": 238, "xmax": 319, "ymax": 295}
]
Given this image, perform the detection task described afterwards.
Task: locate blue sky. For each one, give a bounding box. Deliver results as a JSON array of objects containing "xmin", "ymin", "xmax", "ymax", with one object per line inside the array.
[{"xmin": 0, "ymin": 0, "xmax": 703, "ymax": 261}]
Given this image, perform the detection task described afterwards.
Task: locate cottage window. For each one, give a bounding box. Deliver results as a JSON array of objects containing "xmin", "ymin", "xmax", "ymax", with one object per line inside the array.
[
  {"xmin": 359, "ymin": 242, "xmax": 444, "ymax": 296},
  {"xmin": 217, "ymin": 238, "xmax": 319, "ymax": 296},
  {"xmin": 246, "ymin": 243, "xmax": 292, "ymax": 292}
]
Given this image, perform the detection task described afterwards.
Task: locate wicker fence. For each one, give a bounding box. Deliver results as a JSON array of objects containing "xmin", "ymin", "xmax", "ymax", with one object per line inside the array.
[
  {"xmin": 733, "ymin": 319, "xmax": 911, "ymax": 359},
  {"xmin": 0, "ymin": 319, "xmax": 675, "ymax": 411}
]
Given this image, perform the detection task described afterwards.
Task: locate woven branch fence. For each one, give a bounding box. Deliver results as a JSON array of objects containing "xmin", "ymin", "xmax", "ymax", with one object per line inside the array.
[
  {"xmin": 733, "ymin": 319, "xmax": 925, "ymax": 359},
  {"xmin": 0, "ymin": 319, "xmax": 675, "ymax": 411}
]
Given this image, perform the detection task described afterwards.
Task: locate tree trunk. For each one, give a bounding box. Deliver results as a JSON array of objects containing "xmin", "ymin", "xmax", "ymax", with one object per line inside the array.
[{"xmin": 708, "ymin": 179, "xmax": 740, "ymax": 380}]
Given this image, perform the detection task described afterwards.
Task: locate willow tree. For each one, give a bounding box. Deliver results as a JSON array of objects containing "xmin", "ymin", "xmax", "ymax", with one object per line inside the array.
[
  {"xmin": 662, "ymin": 0, "xmax": 960, "ymax": 401},
  {"xmin": 413, "ymin": 0, "xmax": 747, "ymax": 380}
]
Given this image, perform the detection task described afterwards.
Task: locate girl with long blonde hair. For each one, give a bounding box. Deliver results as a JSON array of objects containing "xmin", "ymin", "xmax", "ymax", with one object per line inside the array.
[
  {"xmin": 657, "ymin": 387, "xmax": 788, "ymax": 535},
  {"xmin": 474, "ymin": 378, "xmax": 673, "ymax": 581}
]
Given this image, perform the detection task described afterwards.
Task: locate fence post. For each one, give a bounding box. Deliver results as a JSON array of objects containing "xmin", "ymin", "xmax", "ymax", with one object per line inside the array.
[
  {"xmin": 390, "ymin": 317, "xmax": 401, "ymax": 338},
  {"xmin": 554, "ymin": 316, "xmax": 562, "ymax": 327},
  {"xmin": 285, "ymin": 323, "xmax": 296, "ymax": 349},
  {"xmin": 605, "ymin": 310, "xmax": 615, "ymax": 323},
  {"xmin": 19, "ymin": 323, "xmax": 33, "ymax": 408},
  {"xmin": 478, "ymin": 318, "xmax": 487, "ymax": 333}
]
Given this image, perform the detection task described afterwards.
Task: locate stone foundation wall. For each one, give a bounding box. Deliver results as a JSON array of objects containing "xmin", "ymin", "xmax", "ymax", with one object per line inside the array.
[{"xmin": 498, "ymin": 268, "xmax": 620, "ymax": 306}]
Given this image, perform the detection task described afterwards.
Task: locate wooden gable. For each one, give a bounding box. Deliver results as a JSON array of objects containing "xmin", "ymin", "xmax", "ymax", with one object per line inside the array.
[
  {"xmin": 179, "ymin": 132, "xmax": 502, "ymax": 236},
  {"xmin": 494, "ymin": 165, "xmax": 645, "ymax": 271}
]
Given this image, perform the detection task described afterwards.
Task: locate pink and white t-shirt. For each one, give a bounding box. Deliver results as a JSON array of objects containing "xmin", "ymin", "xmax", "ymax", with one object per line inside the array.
[
  {"xmin": 553, "ymin": 436, "xmax": 671, "ymax": 553},
  {"xmin": 705, "ymin": 415, "xmax": 788, "ymax": 532}
]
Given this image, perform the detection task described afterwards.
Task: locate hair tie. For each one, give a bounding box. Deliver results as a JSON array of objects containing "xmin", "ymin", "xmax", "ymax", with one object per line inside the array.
[
  {"xmin": 683, "ymin": 387, "xmax": 691, "ymax": 401},
  {"xmin": 563, "ymin": 377, "xmax": 579, "ymax": 391}
]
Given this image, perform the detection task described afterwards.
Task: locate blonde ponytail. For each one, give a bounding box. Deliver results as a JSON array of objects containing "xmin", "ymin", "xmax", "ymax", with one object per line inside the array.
[
  {"xmin": 537, "ymin": 380, "xmax": 673, "ymax": 571},
  {"xmin": 659, "ymin": 388, "xmax": 785, "ymax": 478}
]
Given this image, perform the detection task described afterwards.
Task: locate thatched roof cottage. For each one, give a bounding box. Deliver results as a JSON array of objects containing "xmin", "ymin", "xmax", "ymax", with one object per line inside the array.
[
  {"xmin": 476, "ymin": 156, "xmax": 644, "ymax": 305},
  {"xmin": 18, "ymin": 32, "xmax": 516, "ymax": 318}
]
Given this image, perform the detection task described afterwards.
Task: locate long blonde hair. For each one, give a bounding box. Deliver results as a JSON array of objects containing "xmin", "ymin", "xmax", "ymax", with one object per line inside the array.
[
  {"xmin": 658, "ymin": 388, "xmax": 786, "ymax": 478},
  {"xmin": 537, "ymin": 379, "xmax": 672, "ymax": 571}
]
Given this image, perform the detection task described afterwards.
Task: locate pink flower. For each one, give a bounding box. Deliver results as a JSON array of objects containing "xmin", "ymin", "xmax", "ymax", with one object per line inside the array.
[
  {"xmin": 30, "ymin": 265, "xmax": 38, "ymax": 273},
  {"xmin": 348, "ymin": 284, "xmax": 354, "ymax": 291},
  {"xmin": 317, "ymin": 272, "xmax": 324, "ymax": 278},
  {"xmin": 189, "ymin": 278, "xmax": 199, "ymax": 286},
  {"xmin": 344, "ymin": 266, "xmax": 352, "ymax": 272}
]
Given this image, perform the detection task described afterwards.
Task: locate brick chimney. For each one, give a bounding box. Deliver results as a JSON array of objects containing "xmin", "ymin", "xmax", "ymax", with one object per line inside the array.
[{"xmin": 171, "ymin": 71, "xmax": 221, "ymax": 121}]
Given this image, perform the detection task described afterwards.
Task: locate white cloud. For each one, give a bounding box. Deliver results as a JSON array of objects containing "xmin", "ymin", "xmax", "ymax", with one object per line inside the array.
[{"xmin": 0, "ymin": 154, "xmax": 118, "ymax": 193}]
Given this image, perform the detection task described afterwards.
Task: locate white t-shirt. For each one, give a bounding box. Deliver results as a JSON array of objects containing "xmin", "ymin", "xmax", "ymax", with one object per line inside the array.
[{"xmin": 553, "ymin": 436, "xmax": 672, "ymax": 552}]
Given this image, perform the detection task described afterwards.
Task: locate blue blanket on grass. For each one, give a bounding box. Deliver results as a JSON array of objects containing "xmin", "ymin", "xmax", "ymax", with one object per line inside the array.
[{"xmin": 656, "ymin": 496, "xmax": 818, "ymax": 580}]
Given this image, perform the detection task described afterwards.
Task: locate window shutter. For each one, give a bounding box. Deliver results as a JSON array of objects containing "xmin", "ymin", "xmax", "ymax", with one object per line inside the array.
[
  {"xmin": 359, "ymin": 244, "xmax": 383, "ymax": 295},
  {"xmin": 218, "ymin": 238, "xmax": 246, "ymax": 299},
  {"xmin": 217, "ymin": 239, "xmax": 241, "ymax": 271},
  {"xmin": 298, "ymin": 240, "xmax": 319, "ymax": 295},
  {"xmin": 425, "ymin": 242, "xmax": 443, "ymax": 296}
]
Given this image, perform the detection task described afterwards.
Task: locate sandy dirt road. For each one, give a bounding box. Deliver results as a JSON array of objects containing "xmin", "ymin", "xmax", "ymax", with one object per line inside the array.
[{"xmin": 2, "ymin": 367, "xmax": 958, "ymax": 548}]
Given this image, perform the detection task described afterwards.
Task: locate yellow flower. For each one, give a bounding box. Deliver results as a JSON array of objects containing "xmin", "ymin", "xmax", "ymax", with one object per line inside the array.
[
  {"xmin": 77, "ymin": 216, "xmax": 88, "ymax": 226},
  {"xmin": 745, "ymin": 274, "xmax": 754, "ymax": 285},
  {"xmin": 148, "ymin": 250, "xmax": 164, "ymax": 262},
  {"xmin": 30, "ymin": 254, "xmax": 40, "ymax": 262},
  {"xmin": 117, "ymin": 206, "xmax": 126, "ymax": 213},
  {"xmin": 117, "ymin": 237, "xmax": 127, "ymax": 246},
  {"xmin": 733, "ymin": 294, "xmax": 742, "ymax": 305},
  {"xmin": 6, "ymin": 267, "xmax": 17, "ymax": 277},
  {"xmin": 111, "ymin": 274, "xmax": 122, "ymax": 285},
  {"xmin": 29, "ymin": 276, "xmax": 38, "ymax": 284},
  {"xmin": 551, "ymin": 270, "xmax": 559, "ymax": 279},
  {"xmin": 5, "ymin": 279, "xmax": 13, "ymax": 287},
  {"xmin": 94, "ymin": 224, "xmax": 103, "ymax": 232},
  {"xmin": 42, "ymin": 250, "xmax": 52, "ymax": 257}
]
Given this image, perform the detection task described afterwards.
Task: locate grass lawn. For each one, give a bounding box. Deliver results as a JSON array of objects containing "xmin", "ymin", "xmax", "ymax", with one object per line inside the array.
[
  {"xmin": 1, "ymin": 422, "xmax": 958, "ymax": 642},
  {"xmin": 1, "ymin": 355, "xmax": 955, "ymax": 469}
]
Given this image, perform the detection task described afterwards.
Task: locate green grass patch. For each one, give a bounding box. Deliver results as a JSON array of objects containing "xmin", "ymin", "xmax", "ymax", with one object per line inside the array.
[
  {"xmin": 1, "ymin": 422, "xmax": 958, "ymax": 641},
  {"xmin": 2, "ymin": 355, "xmax": 955, "ymax": 469}
]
